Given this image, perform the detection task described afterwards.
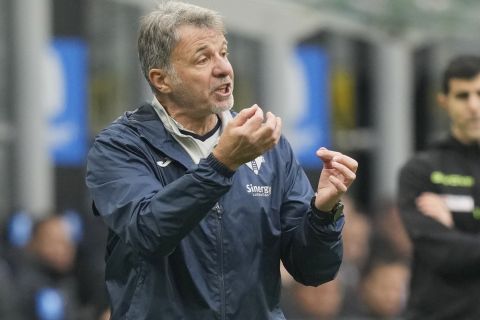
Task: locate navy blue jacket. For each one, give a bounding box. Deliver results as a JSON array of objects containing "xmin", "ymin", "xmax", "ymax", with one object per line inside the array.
[{"xmin": 86, "ymin": 104, "xmax": 344, "ymax": 320}]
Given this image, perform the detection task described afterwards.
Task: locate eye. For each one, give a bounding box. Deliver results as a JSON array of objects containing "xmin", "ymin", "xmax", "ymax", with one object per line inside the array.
[
  {"xmin": 220, "ymin": 47, "xmax": 229, "ymax": 58},
  {"xmin": 196, "ymin": 56, "xmax": 208, "ymax": 65},
  {"xmin": 455, "ymin": 92, "xmax": 469, "ymax": 100}
]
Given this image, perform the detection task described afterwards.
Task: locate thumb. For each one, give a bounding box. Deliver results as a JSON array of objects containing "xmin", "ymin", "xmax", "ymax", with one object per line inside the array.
[{"xmin": 233, "ymin": 104, "xmax": 259, "ymax": 126}]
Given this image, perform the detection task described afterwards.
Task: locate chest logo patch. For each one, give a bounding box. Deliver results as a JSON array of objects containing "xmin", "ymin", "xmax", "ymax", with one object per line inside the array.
[
  {"xmin": 245, "ymin": 156, "xmax": 265, "ymax": 175},
  {"xmin": 246, "ymin": 184, "xmax": 272, "ymax": 197},
  {"xmin": 156, "ymin": 158, "xmax": 172, "ymax": 167},
  {"xmin": 430, "ymin": 171, "xmax": 475, "ymax": 187}
]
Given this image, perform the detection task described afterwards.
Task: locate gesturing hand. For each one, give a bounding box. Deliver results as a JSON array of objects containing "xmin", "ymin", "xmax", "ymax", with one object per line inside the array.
[
  {"xmin": 314, "ymin": 148, "xmax": 358, "ymax": 211},
  {"xmin": 213, "ymin": 105, "xmax": 282, "ymax": 170}
]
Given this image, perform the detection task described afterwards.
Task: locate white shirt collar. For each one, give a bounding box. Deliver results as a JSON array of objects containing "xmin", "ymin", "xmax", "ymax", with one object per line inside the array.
[{"xmin": 150, "ymin": 96, "xmax": 234, "ymax": 163}]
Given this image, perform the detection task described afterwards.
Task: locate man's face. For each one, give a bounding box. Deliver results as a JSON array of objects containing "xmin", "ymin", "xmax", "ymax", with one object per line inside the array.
[
  {"xmin": 167, "ymin": 25, "xmax": 234, "ymax": 116},
  {"xmin": 32, "ymin": 218, "xmax": 76, "ymax": 274},
  {"xmin": 439, "ymin": 74, "xmax": 480, "ymax": 143}
]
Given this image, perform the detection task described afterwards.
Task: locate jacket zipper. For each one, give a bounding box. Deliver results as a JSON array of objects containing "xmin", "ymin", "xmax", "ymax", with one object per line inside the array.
[{"xmin": 214, "ymin": 202, "xmax": 226, "ymax": 320}]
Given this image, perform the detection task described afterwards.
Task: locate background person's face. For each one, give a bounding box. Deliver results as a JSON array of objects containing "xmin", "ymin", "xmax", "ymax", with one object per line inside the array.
[
  {"xmin": 441, "ymin": 74, "xmax": 480, "ymax": 143},
  {"xmin": 33, "ymin": 218, "xmax": 76, "ymax": 274},
  {"xmin": 361, "ymin": 263, "xmax": 409, "ymax": 318},
  {"xmin": 169, "ymin": 25, "xmax": 234, "ymax": 116}
]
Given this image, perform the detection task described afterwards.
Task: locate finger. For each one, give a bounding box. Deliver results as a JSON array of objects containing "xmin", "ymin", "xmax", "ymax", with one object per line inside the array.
[
  {"xmin": 316, "ymin": 147, "xmax": 340, "ymax": 157},
  {"xmin": 258, "ymin": 112, "xmax": 277, "ymax": 135},
  {"xmin": 316, "ymin": 149, "xmax": 341, "ymax": 170},
  {"xmin": 316, "ymin": 147, "xmax": 331, "ymax": 158},
  {"xmin": 316, "ymin": 148, "xmax": 343, "ymax": 162},
  {"xmin": 332, "ymin": 154, "xmax": 358, "ymax": 173},
  {"xmin": 416, "ymin": 198, "xmax": 429, "ymax": 210},
  {"xmin": 328, "ymin": 175, "xmax": 348, "ymax": 193},
  {"xmin": 272, "ymin": 116, "xmax": 282, "ymax": 144},
  {"xmin": 331, "ymin": 157, "xmax": 358, "ymax": 177},
  {"xmin": 263, "ymin": 112, "xmax": 277, "ymax": 129},
  {"xmin": 254, "ymin": 112, "xmax": 279, "ymax": 145},
  {"xmin": 418, "ymin": 192, "xmax": 432, "ymax": 199},
  {"xmin": 234, "ymin": 105, "xmax": 259, "ymax": 126},
  {"xmin": 244, "ymin": 106, "xmax": 264, "ymax": 130},
  {"xmin": 331, "ymin": 161, "xmax": 357, "ymax": 183},
  {"xmin": 260, "ymin": 112, "xmax": 282, "ymax": 148}
]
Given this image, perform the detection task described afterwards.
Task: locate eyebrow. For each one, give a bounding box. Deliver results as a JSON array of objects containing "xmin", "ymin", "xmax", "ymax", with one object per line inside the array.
[
  {"xmin": 194, "ymin": 44, "xmax": 209, "ymax": 55},
  {"xmin": 194, "ymin": 40, "xmax": 228, "ymax": 54},
  {"xmin": 454, "ymin": 91, "xmax": 479, "ymax": 98}
]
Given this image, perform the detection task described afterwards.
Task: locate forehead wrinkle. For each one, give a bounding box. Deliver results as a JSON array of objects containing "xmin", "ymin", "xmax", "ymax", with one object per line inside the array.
[
  {"xmin": 194, "ymin": 44, "xmax": 209, "ymax": 55},
  {"xmin": 195, "ymin": 40, "xmax": 227, "ymax": 53},
  {"xmin": 179, "ymin": 35, "xmax": 223, "ymax": 55}
]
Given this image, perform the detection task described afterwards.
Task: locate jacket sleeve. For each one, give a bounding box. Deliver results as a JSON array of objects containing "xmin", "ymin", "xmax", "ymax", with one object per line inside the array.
[
  {"xmin": 398, "ymin": 157, "xmax": 480, "ymax": 277},
  {"xmin": 278, "ymin": 138, "xmax": 344, "ymax": 286},
  {"xmin": 86, "ymin": 125, "xmax": 233, "ymax": 257}
]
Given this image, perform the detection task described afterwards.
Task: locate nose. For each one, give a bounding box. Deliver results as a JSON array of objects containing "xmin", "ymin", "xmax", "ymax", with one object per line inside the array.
[{"xmin": 212, "ymin": 55, "xmax": 233, "ymax": 78}]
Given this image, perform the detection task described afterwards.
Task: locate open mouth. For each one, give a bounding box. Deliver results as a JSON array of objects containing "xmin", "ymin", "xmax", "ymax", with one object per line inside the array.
[{"xmin": 214, "ymin": 83, "xmax": 232, "ymax": 96}]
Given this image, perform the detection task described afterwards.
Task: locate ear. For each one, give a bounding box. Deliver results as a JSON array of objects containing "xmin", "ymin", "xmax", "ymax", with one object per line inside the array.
[
  {"xmin": 437, "ymin": 92, "xmax": 448, "ymax": 111},
  {"xmin": 149, "ymin": 68, "xmax": 172, "ymax": 94}
]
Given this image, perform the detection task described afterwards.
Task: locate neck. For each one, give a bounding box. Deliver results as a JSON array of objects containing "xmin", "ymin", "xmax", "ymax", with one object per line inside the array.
[
  {"xmin": 175, "ymin": 112, "xmax": 219, "ymax": 135},
  {"xmin": 451, "ymin": 129, "xmax": 480, "ymax": 146},
  {"xmin": 155, "ymin": 94, "xmax": 221, "ymax": 135},
  {"xmin": 163, "ymin": 105, "xmax": 218, "ymax": 136}
]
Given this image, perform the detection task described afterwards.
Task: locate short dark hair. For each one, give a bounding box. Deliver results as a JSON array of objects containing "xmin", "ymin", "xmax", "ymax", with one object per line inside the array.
[{"xmin": 442, "ymin": 55, "xmax": 480, "ymax": 93}]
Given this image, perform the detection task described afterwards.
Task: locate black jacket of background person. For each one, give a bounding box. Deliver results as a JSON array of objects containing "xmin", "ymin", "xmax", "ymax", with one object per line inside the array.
[{"xmin": 398, "ymin": 135, "xmax": 480, "ymax": 320}]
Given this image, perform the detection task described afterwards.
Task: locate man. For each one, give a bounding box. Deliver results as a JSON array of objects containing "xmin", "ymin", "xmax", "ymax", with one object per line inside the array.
[
  {"xmin": 86, "ymin": 2, "xmax": 358, "ymax": 319},
  {"xmin": 15, "ymin": 215, "xmax": 84, "ymax": 319},
  {"xmin": 398, "ymin": 55, "xmax": 480, "ymax": 320}
]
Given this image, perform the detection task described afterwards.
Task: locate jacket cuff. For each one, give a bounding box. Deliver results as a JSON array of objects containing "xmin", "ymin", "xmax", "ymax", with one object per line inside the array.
[
  {"xmin": 309, "ymin": 197, "xmax": 344, "ymax": 225},
  {"xmin": 307, "ymin": 210, "xmax": 345, "ymax": 236},
  {"xmin": 206, "ymin": 153, "xmax": 235, "ymax": 178}
]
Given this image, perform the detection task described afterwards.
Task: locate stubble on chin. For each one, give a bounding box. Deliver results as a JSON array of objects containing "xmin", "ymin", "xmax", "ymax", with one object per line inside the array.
[{"xmin": 211, "ymin": 96, "xmax": 234, "ymax": 114}]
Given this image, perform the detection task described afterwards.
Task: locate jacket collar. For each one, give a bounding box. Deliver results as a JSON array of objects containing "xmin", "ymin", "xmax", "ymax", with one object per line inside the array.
[
  {"xmin": 125, "ymin": 103, "xmax": 194, "ymax": 169},
  {"xmin": 124, "ymin": 103, "xmax": 235, "ymax": 169},
  {"xmin": 433, "ymin": 134, "xmax": 480, "ymax": 154}
]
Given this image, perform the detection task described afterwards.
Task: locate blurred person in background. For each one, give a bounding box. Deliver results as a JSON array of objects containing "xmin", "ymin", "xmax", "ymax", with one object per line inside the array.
[
  {"xmin": 0, "ymin": 230, "xmax": 21, "ymax": 319},
  {"xmin": 14, "ymin": 214, "xmax": 86, "ymax": 320},
  {"xmin": 398, "ymin": 55, "xmax": 480, "ymax": 320},
  {"xmin": 86, "ymin": 1, "xmax": 358, "ymax": 319},
  {"xmin": 71, "ymin": 210, "xmax": 109, "ymax": 319},
  {"xmin": 358, "ymin": 250, "xmax": 410, "ymax": 320},
  {"xmin": 281, "ymin": 196, "xmax": 372, "ymax": 319},
  {"xmin": 341, "ymin": 196, "xmax": 372, "ymax": 270},
  {"xmin": 371, "ymin": 199, "xmax": 412, "ymax": 261},
  {"xmin": 96, "ymin": 308, "xmax": 111, "ymax": 320},
  {"xmin": 282, "ymin": 276, "xmax": 343, "ymax": 320},
  {"xmin": 337, "ymin": 196, "xmax": 372, "ymax": 318}
]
